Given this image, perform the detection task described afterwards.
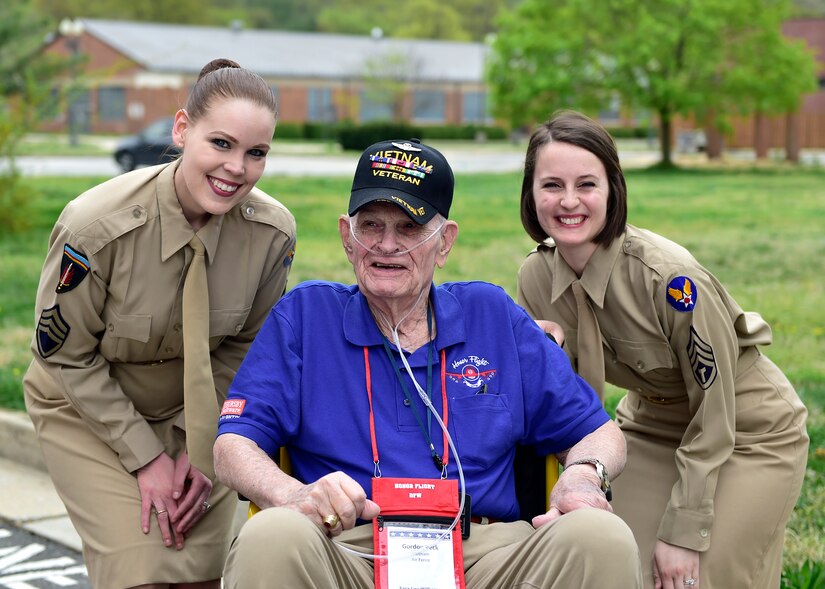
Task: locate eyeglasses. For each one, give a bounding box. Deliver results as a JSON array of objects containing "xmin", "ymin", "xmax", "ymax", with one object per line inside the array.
[{"xmin": 349, "ymin": 214, "xmax": 446, "ymax": 256}]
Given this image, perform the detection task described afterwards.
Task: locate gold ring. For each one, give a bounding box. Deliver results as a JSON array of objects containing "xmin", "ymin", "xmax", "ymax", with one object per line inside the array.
[{"xmin": 322, "ymin": 513, "xmax": 341, "ymax": 529}]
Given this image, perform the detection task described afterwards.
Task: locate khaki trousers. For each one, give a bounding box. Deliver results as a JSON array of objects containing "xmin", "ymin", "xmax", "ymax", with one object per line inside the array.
[
  {"xmin": 223, "ymin": 507, "xmax": 643, "ymax": 588},
  {"xmin": 612, "ymin": 355, "xmax": 809, "ymax": 589}
]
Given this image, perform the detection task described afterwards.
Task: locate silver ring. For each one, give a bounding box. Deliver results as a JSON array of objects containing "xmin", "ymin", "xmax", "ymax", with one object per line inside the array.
[
  {"xmin": 202, "ymin": 501, "xmax": 211, "ymax": 512},
  {"xmin": 684, "ymin": 580, "xmax": 696, "ymax": 587},
  {"xmin": 154, "ymin": 508, "xmax": 168, "ymax": 516}
]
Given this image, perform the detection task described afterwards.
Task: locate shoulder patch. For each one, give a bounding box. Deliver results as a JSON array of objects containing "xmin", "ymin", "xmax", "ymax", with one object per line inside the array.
[
  {"xmin": 686, "ymin": 326, "xmax": 717, "ymax": 389},
  {"xmin": 666, "ymin": 276, "xmax": 697, "ymax": 312},
  {"xmin": 56, "ymin": 244, "xmax": 90, "ymax": 293},
  {"xmin": 283, "ymin": 239, "xmax": 296, "ymax": 267},
  {"xmin": 37, "ymin": 305, "xmax": 70, "ymax": 358}
]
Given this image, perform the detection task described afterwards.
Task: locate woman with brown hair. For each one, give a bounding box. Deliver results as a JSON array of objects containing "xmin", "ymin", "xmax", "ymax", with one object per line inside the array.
[
  {"xmin": 517, "ymin": 109, "xmax": 808, "ymax": 589},
  {"xmin": 24, "ymin": 58, "xmax": 296, "ymax": 588}
]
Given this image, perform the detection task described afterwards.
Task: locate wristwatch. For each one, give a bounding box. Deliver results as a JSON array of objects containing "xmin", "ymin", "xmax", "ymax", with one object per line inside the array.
[{"xmin": 565, "ymin": 458, "xmax": 612, "ymax": 501}]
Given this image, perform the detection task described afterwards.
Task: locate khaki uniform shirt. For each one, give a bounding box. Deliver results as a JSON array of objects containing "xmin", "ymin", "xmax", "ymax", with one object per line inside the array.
[
  {"xmin": 517, "ymin": 224, "xmax": 773, "ymax": 550},
  {"xmin": 25, "ymin": 160, "xmax": 296, "ymax": 473}
]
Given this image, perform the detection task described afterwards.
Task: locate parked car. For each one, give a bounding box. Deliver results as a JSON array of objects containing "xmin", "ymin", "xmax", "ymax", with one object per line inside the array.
[{"xmin": 113, "ymin": 117, "xmax": 179, "ymax": 173}]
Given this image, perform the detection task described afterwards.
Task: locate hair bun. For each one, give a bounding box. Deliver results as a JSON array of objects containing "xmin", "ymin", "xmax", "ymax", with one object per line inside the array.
[{"xmin": 197, "ymin": 58, "xmax": 241, "ymax": 82}]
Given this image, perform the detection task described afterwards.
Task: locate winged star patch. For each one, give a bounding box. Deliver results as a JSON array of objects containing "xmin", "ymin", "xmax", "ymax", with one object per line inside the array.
[
  {"xmin": 686, "ymin": 326, "xmax": 717, "ymax": 389},
  {"xmin": 37, "ymin": 305, "xmax": 70, "ymax": 358},
  {"xmin": 56, "ymin": 244, "xmax": 90, "ymax": 293},
  {"xmin": 667, "ymin": 276, "xmax": 697, "ymax": 312}
]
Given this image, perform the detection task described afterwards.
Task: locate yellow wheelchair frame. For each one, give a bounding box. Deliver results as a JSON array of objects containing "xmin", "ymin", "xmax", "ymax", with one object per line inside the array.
[{"xmin": 247, "ymin": 448, "xmax": 559, "ymax": 519}]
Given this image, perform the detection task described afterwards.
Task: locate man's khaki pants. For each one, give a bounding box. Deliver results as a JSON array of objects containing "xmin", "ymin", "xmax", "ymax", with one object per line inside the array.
[{"xmin": 224, "ymin": 507, "xmax": 643, "ymax": 588}]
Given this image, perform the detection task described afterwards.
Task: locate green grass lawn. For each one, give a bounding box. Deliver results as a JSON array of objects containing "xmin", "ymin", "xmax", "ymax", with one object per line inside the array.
[{"xmin": 1, "ymin": 167, "xmax": 823, "ymax": 579}]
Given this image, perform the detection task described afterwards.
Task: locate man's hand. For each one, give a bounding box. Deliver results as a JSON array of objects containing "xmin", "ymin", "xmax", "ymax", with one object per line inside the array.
[
  {"xmin": 280, "ymin": 472, "xmax": 380, "ymax": 537},
  {"xmin": 531, "ymin": 462, "xmax": 612, "ymax": 528}
]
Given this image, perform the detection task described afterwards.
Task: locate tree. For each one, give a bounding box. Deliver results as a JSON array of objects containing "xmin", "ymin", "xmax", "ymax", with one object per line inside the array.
[
  {"xmin": 0, "ymin": 0, "xmax": 77, "ymax": 232},
  {"xmin": 488, "ymin": 0, "xmax": 818, "ymax": 167},
  {"xmin": 316, "ymin": 0, "xmax": 470, "ymax": 40},
  {"xmin": 34, "ymin": 0, "xmax": 218, "ymax": 25}
]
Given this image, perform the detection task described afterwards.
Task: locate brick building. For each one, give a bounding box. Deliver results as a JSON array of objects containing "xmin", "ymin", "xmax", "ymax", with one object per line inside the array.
[{"xmin": 43, "ymin": 18, "xmax": 492, "ymax": 135}]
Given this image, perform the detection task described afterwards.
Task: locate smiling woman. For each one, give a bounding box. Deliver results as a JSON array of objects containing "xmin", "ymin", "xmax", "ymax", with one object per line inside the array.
[{"xmin": 22, "ymin": 58, "xmax": 296, "ymax": 589}]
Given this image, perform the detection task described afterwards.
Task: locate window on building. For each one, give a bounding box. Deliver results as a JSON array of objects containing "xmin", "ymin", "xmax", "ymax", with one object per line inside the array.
[
  {"xmin": 413, "ymin": 90, "xmax": 445, "ymax": 123},
  {"xmin": 308, "ymin": 88, "xmax": 335, "ymax": 122},
  {"xmin": 462, "ymin": 91, "xmax": 490, "ymax": 124},
  {"xmin": 98, "ymin": 87, "xmax": 126, "ymax": 122},
  {"xmin": 360, "ymin": 89, "xmax": 393, "ymax": 122}
]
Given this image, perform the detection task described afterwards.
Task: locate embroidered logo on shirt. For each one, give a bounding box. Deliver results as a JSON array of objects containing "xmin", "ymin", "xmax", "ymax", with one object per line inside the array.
[
  {"xmin": 37, "ymin": 305, "xmax": 70, "ymax": 358},
  {"xmin": 220, "ymin": 399, "xmax": 246, "ymax": 417},
  {"xmin": 446, "ymin": 355, "xmax": 497, "ymax": 390},
  {"xmin": 667, "ymin": 276, "xmax": 697, "ymax": 312},
  {"xmin": 55, "ymin": 244, "xmax": 90, "ymax": 294},
  {"xmin": 687, "ymin": 326, "xmax": 717, "ymax": 389}
]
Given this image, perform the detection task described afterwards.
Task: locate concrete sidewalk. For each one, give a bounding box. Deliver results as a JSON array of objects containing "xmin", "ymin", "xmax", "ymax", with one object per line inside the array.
[
  {"xmin": 0, "ymin": 408, "xmax": 82, "ymax": 552},
  {"xmin": 0, "ymin": 408, "xmax": 247, "ymax": 555}
]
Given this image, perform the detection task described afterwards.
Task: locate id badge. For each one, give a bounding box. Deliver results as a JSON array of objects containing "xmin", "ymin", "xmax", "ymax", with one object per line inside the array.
[{"xmin": 373, "ymin": 478, "xmax": 465, "ymax": 589}]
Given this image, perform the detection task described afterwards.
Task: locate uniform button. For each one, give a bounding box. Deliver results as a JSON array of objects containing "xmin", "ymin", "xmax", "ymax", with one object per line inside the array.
[
  {"xmin": 636, "ymin": 360, "xmax": 645, "ymax": 369},
  {"xmin": 174, "ymin": 323, "xmax": 182, "ymax": 332},
  {"xmin": 165, "ymin": 347, "xmax": 173, "ymax": 354},
  {"xmin": 636, "ymin": 387, "xmax": 643, "ymax": 392},
  {"xmin": 700, "ymin": 529, "xmax": 709, "ymax": 538},
  {"xmin": 133, "ymin": 207, "xmax": 142, "ymax": 218},
  {"xmin": 403, "ymin": 399, "xmax": 411, "ymax": 407},
  {"xmin": 245, "ymin": 205, "xmax": 255, "ymax": 216},
  {"xmin": 623, "ymin": 240, "xmax": 632, "ymax": 249},
  {"xmin": 108, "ymin": 324, "xmax": 114, "ymax": 331},
  {"xmin": 235, "ymin": 324, "xmax": 243, "ymax": 332},
  {"xmin": 611, "ymin": 356, "xmax": 618, "ymax": 364}
]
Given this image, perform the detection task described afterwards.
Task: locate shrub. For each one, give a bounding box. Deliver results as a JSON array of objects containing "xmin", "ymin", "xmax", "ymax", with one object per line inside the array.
[{"xmin": 338, "ymin": 121, "xmax": 423, "ymax": 151}]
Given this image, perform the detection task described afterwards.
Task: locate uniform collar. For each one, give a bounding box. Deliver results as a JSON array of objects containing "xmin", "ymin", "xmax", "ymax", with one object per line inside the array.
[
  {"xmin": 343, "ymin": 284, "xmax": 466, "ymax": 350},
  {"xmin": 549, "ymin": 230, "xmax": 626, "ymax": 309},
  {"xmin": 158, "ymin": 158, "xmax": 224, "ymax": 264}
]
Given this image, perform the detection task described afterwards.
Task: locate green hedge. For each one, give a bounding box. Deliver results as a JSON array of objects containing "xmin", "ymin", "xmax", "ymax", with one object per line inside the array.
[
  {"xmin": 338, "ymin": 122, "xmax": 425, "ymax": 151},
  {"xmin": 272, "ymin": 121, "xmax": 511, "ymax": 146}
]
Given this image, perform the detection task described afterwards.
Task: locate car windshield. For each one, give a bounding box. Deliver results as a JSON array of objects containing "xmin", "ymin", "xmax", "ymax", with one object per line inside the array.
[{"xmin": 143, "ymin": 119, "xmax": 172, "ymax": 141}]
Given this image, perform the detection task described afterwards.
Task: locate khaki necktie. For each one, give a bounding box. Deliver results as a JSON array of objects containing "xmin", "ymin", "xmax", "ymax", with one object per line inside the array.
[
  {"xmin": 183, "ymin": 235, "xmax": 218, "ymax": 480},
  {"xmin": 571, "ymin": 280, "xmax": 605, "ymax": 402}
]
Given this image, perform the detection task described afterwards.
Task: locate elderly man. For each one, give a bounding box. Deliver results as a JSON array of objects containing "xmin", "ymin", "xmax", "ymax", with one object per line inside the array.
[{"xmin": 214, "ymin": 139, "xmax": 642, "ymax": 588}]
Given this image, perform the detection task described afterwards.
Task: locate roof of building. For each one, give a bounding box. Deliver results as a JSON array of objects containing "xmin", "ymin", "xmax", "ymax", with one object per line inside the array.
[{"xmin": 78, "ymin": 18, "xmax": 489, "ymax": 83}]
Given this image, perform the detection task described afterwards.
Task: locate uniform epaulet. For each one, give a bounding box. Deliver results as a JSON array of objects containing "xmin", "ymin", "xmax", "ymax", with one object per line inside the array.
[
  {"xmin": 527, "ymin": 238, "xmax": 556, "ymax": 257},
  {"xmin": 239, "ymin": 189, "xmax": 296, "ymax": 236},
  {"xmin": 74, "ymin": 204, "xmax": 148, "ymax": 255}
]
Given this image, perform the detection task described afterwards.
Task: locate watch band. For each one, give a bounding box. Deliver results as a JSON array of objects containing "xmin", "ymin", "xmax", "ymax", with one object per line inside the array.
[{"xmin": 565, "ymin": 458, "xmax": 613, "ymax": 501}]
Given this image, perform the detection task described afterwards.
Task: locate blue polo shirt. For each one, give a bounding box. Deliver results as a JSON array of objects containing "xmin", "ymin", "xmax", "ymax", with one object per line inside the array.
[{"xmin": 218, "ymin": 280, "xmax": 608, "ymax": 521}]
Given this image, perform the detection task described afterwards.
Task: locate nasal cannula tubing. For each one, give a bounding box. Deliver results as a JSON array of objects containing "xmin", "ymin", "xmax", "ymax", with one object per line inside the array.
[{"xmin": 335, "ymin": 289, "xmax": 466, "ymax": 561}]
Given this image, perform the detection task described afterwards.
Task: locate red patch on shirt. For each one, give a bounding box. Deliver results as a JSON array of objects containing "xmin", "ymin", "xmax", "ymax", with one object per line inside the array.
[{"xmin": 221, "ymin": 399, "xmax": 246, "ymax": 416}]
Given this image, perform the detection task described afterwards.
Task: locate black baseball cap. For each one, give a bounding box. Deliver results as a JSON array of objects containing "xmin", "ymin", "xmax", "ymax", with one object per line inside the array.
[{"xmin": 348, "ymin": 139, "xmax": 454, "ymax": 225}]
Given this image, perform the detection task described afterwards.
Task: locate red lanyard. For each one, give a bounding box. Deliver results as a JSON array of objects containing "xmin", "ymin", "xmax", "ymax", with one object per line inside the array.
[{"xmin": 364, "ymin": 346, "xmax": 449, "ymax": 476}]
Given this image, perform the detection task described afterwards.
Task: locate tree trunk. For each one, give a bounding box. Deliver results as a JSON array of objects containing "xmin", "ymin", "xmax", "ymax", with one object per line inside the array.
[
  {"xmin": 754, "ymin": 111, "xmax": 769, "ymax": 160},
  {"xmin": 659, "ymin": 111, "xmax": 673, "ymax": 167},
  {"xmin": 786, "ymin": 112, "xmax": 801, "ymax": 163},
  {"xmin": 705, "ymin": 126, "xmax": 724, "ymax": 160}
]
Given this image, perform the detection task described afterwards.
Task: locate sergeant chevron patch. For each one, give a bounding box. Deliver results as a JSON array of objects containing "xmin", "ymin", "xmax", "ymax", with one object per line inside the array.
[
  {"xmin": 37, "ymin": 305, "xmax": 70, "ymax": 358},
  {"xmin": 686, "ymin": 326, "xmax": 717, "ymax": 389}
]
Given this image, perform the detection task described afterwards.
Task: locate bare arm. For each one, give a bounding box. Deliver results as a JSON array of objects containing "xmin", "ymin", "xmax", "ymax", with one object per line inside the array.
[
  {"xmin": 533, "ymin": 420, "xmax": 625, "ymax": 527},
  {"xmin": 214, "ymin": 433, "xmax": 380, "ymax": 536}
]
